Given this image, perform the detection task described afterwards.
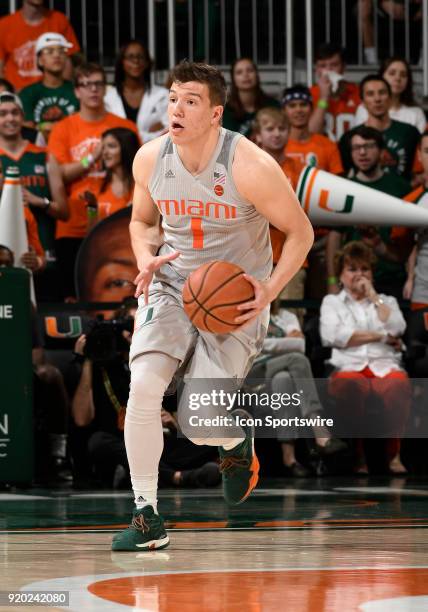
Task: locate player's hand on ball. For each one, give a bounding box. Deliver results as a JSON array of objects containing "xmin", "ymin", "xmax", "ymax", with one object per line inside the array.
[
  {"xmin": 234, "ymin": 274, "xmax": 273, "ymax": 326},
  {"xmin": 134, "ymin": 251, "xmax": 180, "ymax": 303}
]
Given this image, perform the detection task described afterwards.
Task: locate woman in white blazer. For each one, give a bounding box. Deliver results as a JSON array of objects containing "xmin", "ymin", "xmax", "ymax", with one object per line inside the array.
[{"xmin": 104, "ymin": 40, "xmax": 169, "ymax": 143}]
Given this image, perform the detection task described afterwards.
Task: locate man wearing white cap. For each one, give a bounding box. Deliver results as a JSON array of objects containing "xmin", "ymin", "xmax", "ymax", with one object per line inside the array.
[{"xmin": 19, "ymin": 33, "xmax": 79, "ymax": 145}]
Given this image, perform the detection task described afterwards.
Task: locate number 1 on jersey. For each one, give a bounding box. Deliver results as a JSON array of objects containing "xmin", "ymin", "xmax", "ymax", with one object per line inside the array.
[{"xmin": 191, "ymin": 217, "xmax": 204, "ymax": 249}]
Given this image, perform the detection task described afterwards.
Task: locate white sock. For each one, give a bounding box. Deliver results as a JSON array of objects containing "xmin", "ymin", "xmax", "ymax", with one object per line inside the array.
[
  {"xmin": 125, "ymin": 352, "xmax": 179, "ymax": 514},
  {"xmin": 364, "ymin": 47, "xmax": 377, "ymax": 64},
  {"xmin": 221, "ymin": 437, "xmax": 245, "ymax": 451}
]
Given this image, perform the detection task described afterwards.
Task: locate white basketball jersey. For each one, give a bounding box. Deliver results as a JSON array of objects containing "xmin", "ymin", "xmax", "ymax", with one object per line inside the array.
[{"xmin": 148, "ymin": 128, "xmax": 273, "ymax": 281}]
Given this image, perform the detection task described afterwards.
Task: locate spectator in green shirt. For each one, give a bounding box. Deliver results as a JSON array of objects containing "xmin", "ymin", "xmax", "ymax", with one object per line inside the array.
[
  {"xmin": 328, "ymin": 125, "xmax": 412, "ymax": 299},
  {"xmin": 19, "ymin": 32, "xmax": 79, "ymax": 146},
  {"xmin": 222, "ymin": 58, "xmax": 279, "ymax": 138},
  {"xmin": 339, "ymin": 75, "xmax": 420, "ymax": 181}
]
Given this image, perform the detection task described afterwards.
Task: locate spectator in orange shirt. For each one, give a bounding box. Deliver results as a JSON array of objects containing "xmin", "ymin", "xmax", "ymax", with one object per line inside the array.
[
  {"xmin": 253, "ymin": 107, "xmax": 307, "ymax": 322},
  {"xmin": 48, "ymin": 63, "xmax": 139, "ymax": 299},
  {"xmin": 283, "ymin": 84, "xmax": 344, "ymax": 175},
  {"xmin": 83, "ymin": 127, "xmax": 140, "ymax": 231},
  {"xmin": 309, "ymin": 43, "xmax": 360, "ymax": 141},
  {"xmin": 0, "ymin": 0, "xmax": 80, "ymax": 92}
]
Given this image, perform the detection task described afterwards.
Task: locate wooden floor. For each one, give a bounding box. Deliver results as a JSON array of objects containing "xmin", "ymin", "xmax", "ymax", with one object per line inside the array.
[{"xmin": 2, "ymin": 477, "xmax": 428, "ymax": 611}]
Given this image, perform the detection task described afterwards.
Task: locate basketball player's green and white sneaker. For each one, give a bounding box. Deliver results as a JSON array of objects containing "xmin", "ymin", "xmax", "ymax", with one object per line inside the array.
[
  {"xmin": 111, "ymin": 506, "xmax": 170, "ymax": 551},
  {"xmin": 219, "ymin": 409, "xmax": 259, "ymax": 505}
]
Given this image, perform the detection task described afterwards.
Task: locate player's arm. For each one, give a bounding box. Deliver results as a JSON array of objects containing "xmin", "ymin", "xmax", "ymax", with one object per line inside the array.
[
  {"xmin": 130, "ymin": 138, "xmax": 180, "ymax": 302},
  {"xmin": 233, "ymin": 138, "xmax": 314, "ymax": 323}
]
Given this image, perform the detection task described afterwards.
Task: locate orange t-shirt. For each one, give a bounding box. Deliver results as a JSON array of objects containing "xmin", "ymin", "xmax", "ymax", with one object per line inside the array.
[
  {"xmin": 310, "ymin": 82, "xmax": 360, "ymax": 140},
  {"xmin": 24, "ymin": 206, "xmax": 44, "ymax": 257},
  {"xmin": 48, "ymin": 112, "xmax": 139, "ymax": 239},
  {"xmin": 96, "ymin": 182, "xmax": 132, "ymax": 220},
  {"xmin": 0, "ymin": 9, "xmax": 80, "ymax": 91},
  {"xmin": 390, "ymin": 185, "xmax": 425, "ymax": 243},
  {"xmin": 270, "ymin": 156, "xmax": 305, "ymax": 265},
  {"xmin": 285, "ymin": 133, "xmax": 343, "ymax": 175}
]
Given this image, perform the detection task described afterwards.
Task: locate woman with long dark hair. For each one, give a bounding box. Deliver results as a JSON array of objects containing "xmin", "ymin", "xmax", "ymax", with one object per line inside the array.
[
  {"xmin": 222, "ymin": 58, "xmax": 279, "ymax": 137},
  {"xmin": 104, "ymin": 40, "xmax": 168, "ymax": 143},
  {"xmin": 84, "ymin": 127, "xmax": 140, "ymax": 229},
  {"xmin": 354, "ymin": 56, "xmax": 426, "ymax": 133}
]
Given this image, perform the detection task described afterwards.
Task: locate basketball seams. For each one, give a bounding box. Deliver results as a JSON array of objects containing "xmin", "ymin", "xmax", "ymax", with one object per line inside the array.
[
  {"xmin": 182, "ymin": 260, "xmax": 255, "ymax": 333},
  {"xmin": 182, "ymin": 260, "xmax": 218, "ymax": 304}
]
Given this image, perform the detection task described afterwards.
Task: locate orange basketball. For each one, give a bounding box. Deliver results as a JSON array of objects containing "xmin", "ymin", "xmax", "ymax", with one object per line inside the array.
[{"xmin": 182, "ymin": 260, "xmax": 254, "ymax": 334}]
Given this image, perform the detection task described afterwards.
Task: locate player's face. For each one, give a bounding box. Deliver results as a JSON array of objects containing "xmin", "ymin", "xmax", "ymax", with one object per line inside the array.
[
  {"xmin": 315, "ymin": 53, "xmax": 344, "ymax": 77},
  {"xmin": 38, "ymin": 46, "xmax": 67, "ymax": 75},
  {"xmin": 75, "ymin": 72, "xmax": 106, "ymax": 110},
  {"xmin": 418, "ymin": 136, "xmax": 428, "ymax": 175},
  {"xmin": 362, "ymin": 81, "xmax": 391, "ymax": 118},
  {"xmin": 257, "ymin": 119, "xmax": 288, "ymax": 152},
  {"xmin": 350, "ymin": 135, "xmax": 381, "ymax": 173},
  {"xmin": 168, "ymin": 81, "xmax": 223, "ymax": 145},
  {"xmin": 283, "ymin": 100, "xmax": 311, "ymax": 128},
  {"xmin": 232, "ymin": 59, "xmax": 258, "ymax": 91},
  {"xmin": 383, "ymin": 61, "xmax": 408, "ymax": 96},
  {"xmin": 102, "ymin": 134, "xmax": 121, "ymax": 170},
  {"xmin": 122, "ymin": 42, "xmax": 147, "ymax": 80},
  {"xmin": 0, "ymin": 103, "xmax": 23, "ymax": 138}
]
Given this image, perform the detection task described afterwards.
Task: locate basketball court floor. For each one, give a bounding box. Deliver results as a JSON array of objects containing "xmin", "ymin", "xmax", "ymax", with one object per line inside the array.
[{"xmin": 2, "ymin": 477, "xmax": 428, "ymax": 611}]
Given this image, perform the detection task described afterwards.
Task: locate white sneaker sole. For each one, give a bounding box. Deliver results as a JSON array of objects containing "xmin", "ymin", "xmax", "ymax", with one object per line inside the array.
[{"xmin": 136, "ymin": 535, "xmax": 170, "ymax": 550}]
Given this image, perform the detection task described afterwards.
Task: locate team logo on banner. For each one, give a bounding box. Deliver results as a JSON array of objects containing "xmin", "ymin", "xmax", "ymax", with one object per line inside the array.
[{"xmin": 45, "ymin": 316, "xmax": 82, "ymax": 338}]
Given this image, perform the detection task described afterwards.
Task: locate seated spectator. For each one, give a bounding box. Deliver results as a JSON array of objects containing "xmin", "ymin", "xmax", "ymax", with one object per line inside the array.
[
  {"xmin": 83, "ymin": 127, "xmax": 140, "ymax": 231},
  {"xmin": 339, "ymin": 75, "xmax": 420, "ymax": 180},
  {"xmin": 48, "ymin": 62, "xmax": 139, "ymax": 299},
  {"xmin": 309, "ymin": 43, "xmax": 361, "ymax": 141},
  {"xmin": 104, "ymin": 40, "xmax": 168, "ymax": 143},
  {"xmin": 19, "ymin": 33, "xmax": 79, "ymax": 145},
  {"xmin": 0, "ymin": 78, "xmax": 39, "ymax": 144},
  {"xmin": 402, "ymin": 131, "xmax": 428, "ymax": 307},
  {"xmin": 262, "ymin": 299, "xmax": 346, "ymax": 477},
  {"xmin": 0, "ymin": 0, "xmax": 80, "ymax": 92},
  {"xmin": 0, "ymin": 92, "xmax": 68, "ymax": 269},
  {"xmin": 327, "ymin": 125, "xmax": 412, "ymax": 299},
  {"xmin": 222, "ymin": 58, "xmax": 279, "ymax": 137},
  {"xmin": 320, "ymin": 241, "xmax": 411, "ymax": 474},
  {"xmin": 354, "ymin": 57, "xmax": 427, "ymax": 133},
  {"xmin": 71, "ymin": 308, "xmax": 220, "ymax": 489},
  {"xmin": 283, "ymin": 85, "xmax": 343, "ymax": 174}
]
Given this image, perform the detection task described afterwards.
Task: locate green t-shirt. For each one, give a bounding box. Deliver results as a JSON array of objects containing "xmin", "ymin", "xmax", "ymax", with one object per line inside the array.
[
  {"xmin": 19, "ymin": 80, "xmax": 79, "ymax": 125},
  {"xmin": 339, "ymin": 119, "xmax": 420, "ymax": 180},
  {"xmin": 222, "ymin": 96, "xmax": 280, "ymax": 137},
  {"xmin": 339, "ymin": 172, "xmax": 411, "ymax": 283},
  {"xmin": 0, "ymin": 143, "xmax": 55, "ymax": 253}
]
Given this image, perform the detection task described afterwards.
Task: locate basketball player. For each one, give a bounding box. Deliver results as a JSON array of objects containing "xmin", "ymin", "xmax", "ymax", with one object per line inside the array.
[{"xmin": 112, "ymin": 62, "xmax": 314, "ymax": 551}]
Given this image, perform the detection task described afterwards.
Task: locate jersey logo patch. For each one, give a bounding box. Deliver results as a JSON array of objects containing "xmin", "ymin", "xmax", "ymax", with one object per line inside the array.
[
  {"xmin": 165, "ymin": 169, "xmax": 175, "ymax": 178},
  {"xmin": 214, "ymin": 184, "xmax": 224, "ymax": 196}
]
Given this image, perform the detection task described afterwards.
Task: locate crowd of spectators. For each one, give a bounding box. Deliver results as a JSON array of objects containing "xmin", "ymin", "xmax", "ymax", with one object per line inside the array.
[{"xmin": 1, "ymin": 0, "xmax": 428, "ymax": 486}]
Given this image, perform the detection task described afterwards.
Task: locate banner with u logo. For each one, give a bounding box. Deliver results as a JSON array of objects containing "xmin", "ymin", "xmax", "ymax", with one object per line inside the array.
[{"xmin": 296, "ymin": 166, "xmax": 428, "ymax": 227}]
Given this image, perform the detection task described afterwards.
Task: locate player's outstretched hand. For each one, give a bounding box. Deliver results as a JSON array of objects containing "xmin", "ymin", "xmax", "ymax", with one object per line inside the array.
[
  {"xmin": 134, "ymin": 251, "xmax": 180, "ymax": 303},
  {"xmin": 234, "ymin": 273, "xmax": 273, "ymax": 327}
]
